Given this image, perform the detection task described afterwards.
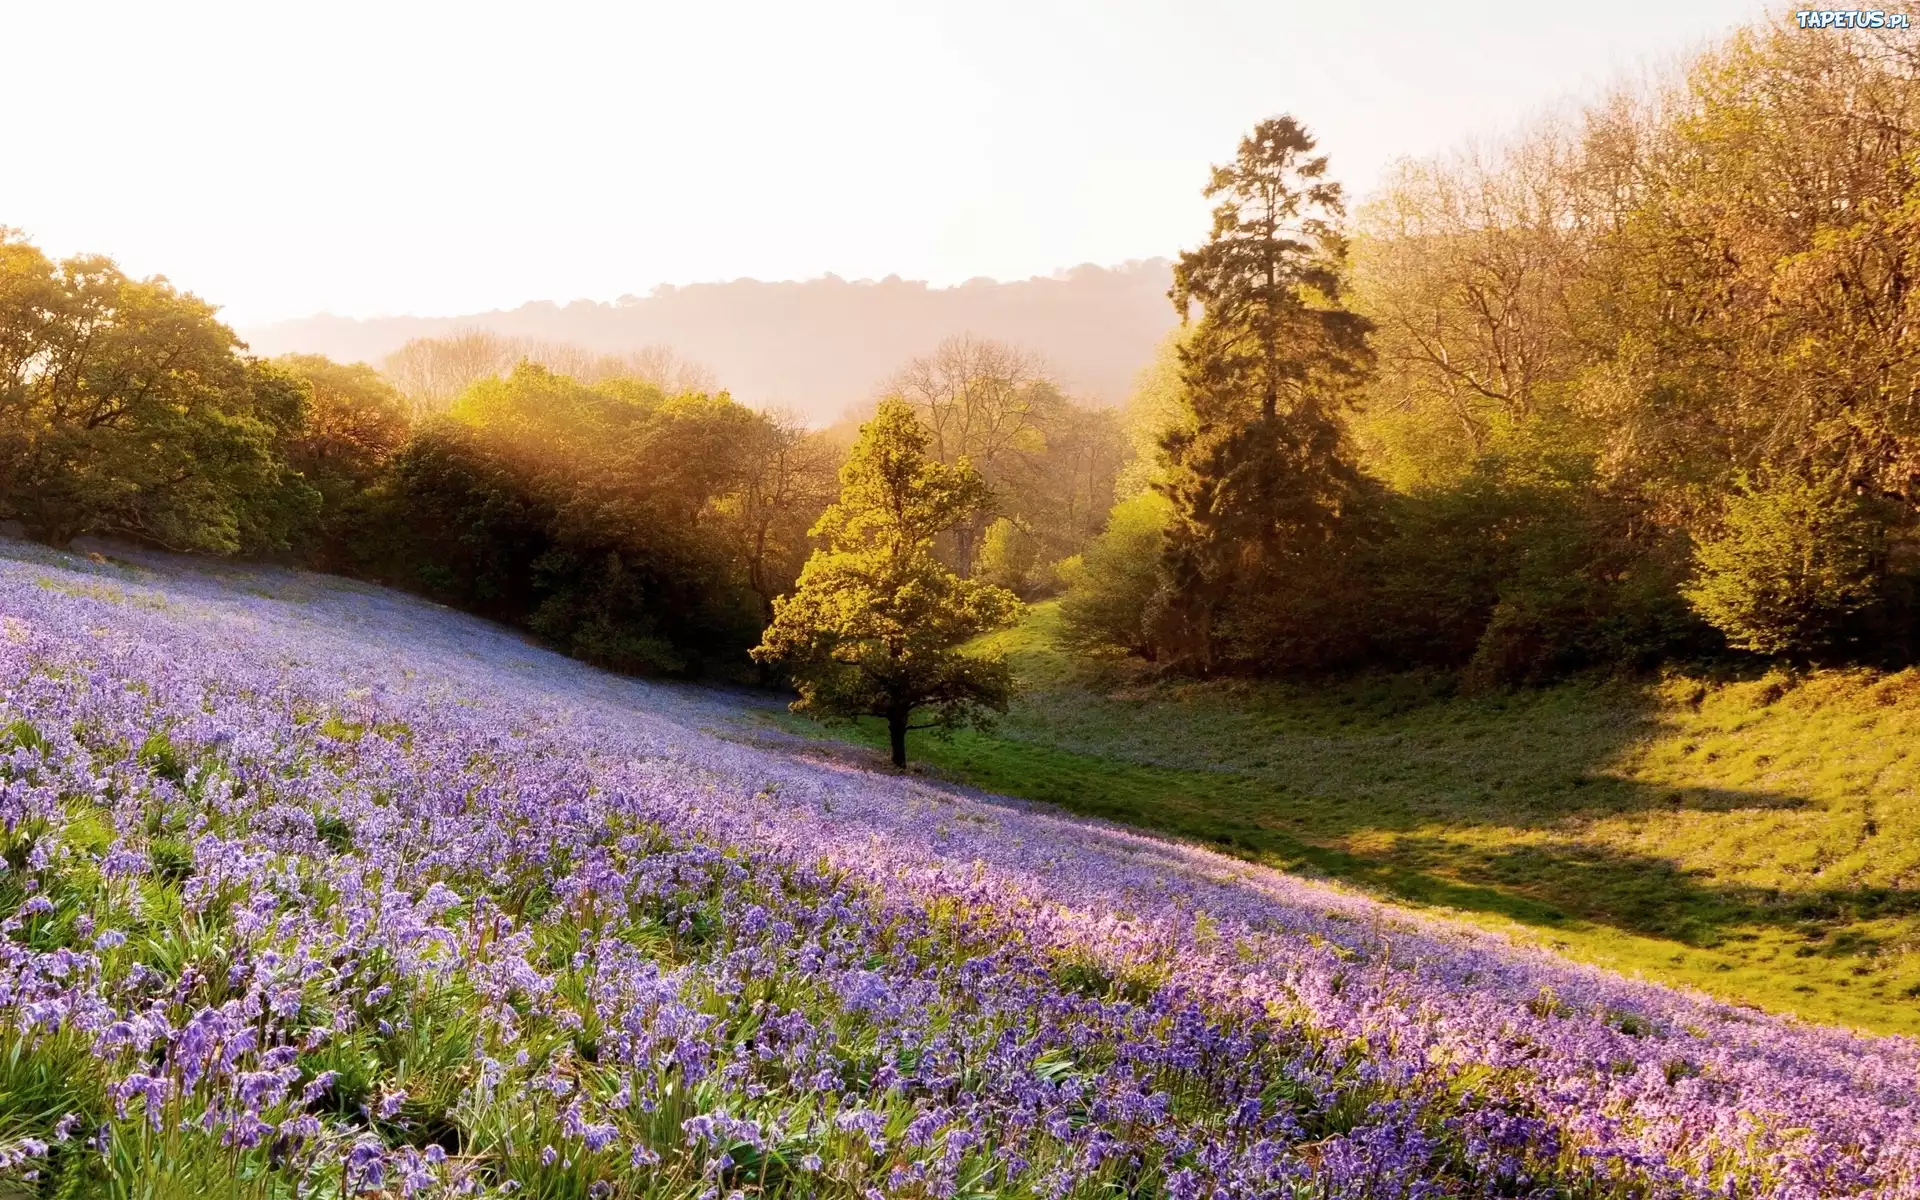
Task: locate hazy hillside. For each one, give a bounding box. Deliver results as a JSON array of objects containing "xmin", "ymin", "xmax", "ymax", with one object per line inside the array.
[{"xmin": 242, "ymin": 260, "xmax": 1177, "ymax": 421}]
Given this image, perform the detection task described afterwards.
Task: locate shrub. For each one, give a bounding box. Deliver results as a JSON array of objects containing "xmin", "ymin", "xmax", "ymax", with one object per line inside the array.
[
  {"xmin": 1685, "ymin": 473, "xmax": 1892, "ymax": 659},
  {"xmin": 1057, "ymin": 493, "xmax": 1171, "ymax": 659},
  {"xmin": 1213, "ymin": 549, "xmax": 1378, "ymax": 674},
  {"xmin": 975, "ymin": 517, "xmax": 1048, "ymax": 597},
  {"xmin": 1372, "ymin": 454, "xmax": 1702, "ymax": 685}
]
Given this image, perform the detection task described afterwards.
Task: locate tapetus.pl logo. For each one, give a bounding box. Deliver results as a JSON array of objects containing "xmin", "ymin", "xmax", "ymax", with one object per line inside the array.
[{"xmin": 1796, "ymin": 9, "xmax": 1913, "ymax": 26}]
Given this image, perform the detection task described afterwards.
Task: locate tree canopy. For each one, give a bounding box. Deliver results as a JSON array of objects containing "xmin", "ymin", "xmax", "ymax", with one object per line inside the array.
[
  {"xmin": 753, "ymin": 399, "xmax": 1022, "ymax": 766},
  {"xmin": 0, "ymin": 231, "xmax": 314, "ymax": 553},
  {"xmin": 377, "ymin": 364, "xmax": 835, "ymax": 677},
  {"xmin": 18, "ymin": 8, "xmax": 1920, "ymax": 692},
  {"xmin": 1057, "ymin": 20, "xmax": 1920, "ymax": 679},
  {"xmin": 1154, "ymin": 116, "xmax": 1376, "ymax": 673}
]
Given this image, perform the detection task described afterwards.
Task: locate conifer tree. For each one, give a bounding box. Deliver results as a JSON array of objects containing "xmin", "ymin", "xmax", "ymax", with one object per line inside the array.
[
  {"xmin": 1158, "ymin": 116, "xmax": 1373, "ymax": 672},
  {"xmin": 752, "ymin": 399, "xmax": 1022, "ymax": 766}
]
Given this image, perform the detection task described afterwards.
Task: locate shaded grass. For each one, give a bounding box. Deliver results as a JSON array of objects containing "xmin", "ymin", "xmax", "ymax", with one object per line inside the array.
[{"xmin": 768, "ymin": 602, "xmax": 1920, "ymax": 1035}]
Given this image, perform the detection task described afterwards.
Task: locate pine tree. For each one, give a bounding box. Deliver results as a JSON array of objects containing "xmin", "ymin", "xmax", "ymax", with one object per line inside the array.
[
  {"xmin": 1157, "ymin": 116, "xmax": 1374, "ymax": 671},
  {"xmin": 752, "ymin": 399, "xmax": 1023, "ymax": 767}
]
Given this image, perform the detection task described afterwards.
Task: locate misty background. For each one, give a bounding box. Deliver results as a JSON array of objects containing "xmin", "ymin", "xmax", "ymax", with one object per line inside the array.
[{"xmin": 242, "ymin": 261, "xmax": 1178, "ymax": 422}]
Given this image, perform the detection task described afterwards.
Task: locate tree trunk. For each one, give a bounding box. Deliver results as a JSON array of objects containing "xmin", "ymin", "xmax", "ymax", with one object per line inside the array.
[
  {"xmin": 954, "ymin": 519, "xmax": 978, "ymax": 578},
  {"xmin": 887, "ymin": 710, "xmax": 908, "ymax": 769}
]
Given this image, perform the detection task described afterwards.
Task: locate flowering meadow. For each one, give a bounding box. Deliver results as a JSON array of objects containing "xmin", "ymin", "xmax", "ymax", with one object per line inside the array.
[{"xmin": 0, "ymin": 539, "xmax": 1915, "ymax": 1199}]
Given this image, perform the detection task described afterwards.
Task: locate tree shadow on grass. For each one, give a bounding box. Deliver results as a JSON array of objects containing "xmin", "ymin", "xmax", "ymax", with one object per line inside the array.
[
  {"xmin": 983, "ymin": 738, "xmax": 1894, "ymax": 936},
  {"xmin": 1380, "ymin": 832, "xmax": 1920, "ymax": 948},
  {"xmin": 786, "ymin": 684, "xmax": 1916, "ymax": 964},
  {"xmin": 768, "ymin": 659, "xmax": 1920, "ymax": 1028}
]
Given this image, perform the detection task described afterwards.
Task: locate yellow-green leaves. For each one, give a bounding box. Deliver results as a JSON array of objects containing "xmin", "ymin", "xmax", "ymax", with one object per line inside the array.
[{"xmin": 754, "ymin": 400, "xmax": 1022, "ymax": 766}]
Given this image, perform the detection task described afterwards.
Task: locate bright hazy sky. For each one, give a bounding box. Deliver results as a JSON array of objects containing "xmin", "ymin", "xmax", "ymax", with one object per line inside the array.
[{"xmin": 5, "ymin": 0, "xmax": 1770, "ymax": 327}]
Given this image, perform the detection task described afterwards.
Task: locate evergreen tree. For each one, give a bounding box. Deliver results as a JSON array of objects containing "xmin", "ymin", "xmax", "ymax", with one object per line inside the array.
[
  {"xmin": 1158, "ymin": 116, "xmax": 1373, "ymax": 671},
  {"xmin": 753, "ymin": 400, "xmax": 1022, "ymax": 767}
]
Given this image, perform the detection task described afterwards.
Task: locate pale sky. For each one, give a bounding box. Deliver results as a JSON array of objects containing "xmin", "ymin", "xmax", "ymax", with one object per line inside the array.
[{"xmin": 3, "ymin": 0, "xmax": 1770, "ymax": 327}]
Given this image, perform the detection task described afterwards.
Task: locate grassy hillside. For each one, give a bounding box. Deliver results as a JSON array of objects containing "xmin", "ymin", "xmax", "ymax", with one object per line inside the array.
[{"xmin": 768, "ymin": 602, "xmax": 1920, "ymax": 1034}]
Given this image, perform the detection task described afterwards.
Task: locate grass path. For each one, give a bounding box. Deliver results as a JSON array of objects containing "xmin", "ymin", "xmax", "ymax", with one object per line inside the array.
[{"xmin": 758, "ymin": 602, "xmax": 1920, "ymax": 1034}]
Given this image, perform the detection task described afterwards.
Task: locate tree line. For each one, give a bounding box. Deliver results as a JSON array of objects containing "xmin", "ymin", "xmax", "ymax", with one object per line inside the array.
[
  {"xmin": 0, "ymin": 235, "xmax": 1108, "ymax": 707},
  {"xmin": 1063, "ymin": 17, "xmax": 1920, "ymax": 682},
  {"xmin": 9, "ymin": 11, "xmax": 1918, "ymax": 761}
]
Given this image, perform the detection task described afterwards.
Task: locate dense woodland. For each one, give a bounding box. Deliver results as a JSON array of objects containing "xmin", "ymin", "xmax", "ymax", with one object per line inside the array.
[
  {"xmin": 1067, "ymin": 18, "xmax": 1920, "ymax": 681},
  {"xmin": 6, "ymin": 16, "xmax": 1920, "ymax": 697}
]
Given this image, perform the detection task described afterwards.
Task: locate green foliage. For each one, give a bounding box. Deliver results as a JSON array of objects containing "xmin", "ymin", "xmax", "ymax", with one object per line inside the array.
[
  {"xmin": 1115, "ymin": 335, "xmax": 1189, "ymax": 500},
  {"xmin": 1685, "ymin": 473, "xmax": 1894, "ymax": 658},
  {"xmin": 26, "ymin": 9, "xmax": 1920, "ymax": 691},
  {"xmin": 272, "ymin": 353, "xmax": 412, "ymax": 564},
  {"xmin": 136, "ymin": 732, "xmax": 189, "ymax": 786},
  {"xmin": 0, "ymin": 231, "xmax": 317, "ymax": 553},
  {"xmin": 1209, "ymin": 537, "xmax": 1380, "ymax": 674},
  {"xmin": 376, "ymin": 365, "xmax": 771, "ymax": 677},
  {"xmin": 1057, "ymin": 493, "xmax": 1171, "ymax": 659},
  {"xmin": 753, "ymin": 399, "xmax": 1023, "ymax": 766},
  {"xmin": 1331, "ymin": 21, "xmax": 1920, "ymax": 679},
  {"xmin": 1362, "ymin": 454, "xmax": 1702, "ymax": 685},
  {"xmin": 974, "ymin": 517, "xmax": 1047, "ymax": 597},
  {"xmin": 0, "ymin": 231, "xmax": 839, "ymax": 682},
  {"xmin": 1061, "ymin": 23, "xmax": 1920, "ymax": 685}
]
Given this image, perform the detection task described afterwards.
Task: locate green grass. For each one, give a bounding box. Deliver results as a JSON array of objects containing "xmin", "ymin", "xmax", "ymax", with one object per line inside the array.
[{"xmin": 767, "ymin": 602, "xmax": 1920, "ymax": 1035}]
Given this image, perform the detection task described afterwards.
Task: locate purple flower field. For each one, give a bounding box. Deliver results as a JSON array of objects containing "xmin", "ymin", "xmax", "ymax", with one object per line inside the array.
[{"xmin": 0, "ymin": 538, "xmax": 1915, "ymax": 1198}]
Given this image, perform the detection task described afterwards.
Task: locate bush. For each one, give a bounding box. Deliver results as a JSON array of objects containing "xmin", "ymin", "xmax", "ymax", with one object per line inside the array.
[
  {"xmin": 1685, "ymin": 472, "xmax": 1893, "ymax": 659},
  {"xmin": 1213, "ymin": 550, "xmax": 1377, "ymax": 673},
  {"xmin": 1371, "ymin": 455, "xmax": 1702, "ymax": 685},
  {"xmin": 975, "ymin": 518, "xmax": 1049, "ymax": 597},
  {"xmin": 1056, "ymin": 493, "xmax": 1171, "ymax": 658}
]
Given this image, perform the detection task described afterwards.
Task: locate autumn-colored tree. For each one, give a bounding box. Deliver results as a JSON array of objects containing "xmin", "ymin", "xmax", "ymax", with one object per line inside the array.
[
  {"xmin": 753, "ymin": 399, "xmax": 1022, "ymax": 767},
  {"xmin": 276, "ymin": 355, "xmax": 410, "ymax": 493},
  {"xmin": 272, "ymin": 354, "xmax": 411, "ymax": 562},
  {"xmin": 1350, "ymin": 129, "xmax": 1586, "ymax": 490}
]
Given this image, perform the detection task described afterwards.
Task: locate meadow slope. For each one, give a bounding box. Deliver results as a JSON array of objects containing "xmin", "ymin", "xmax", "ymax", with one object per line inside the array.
[
  {"xmin": 0, "ymin": 540, "xmax": 1915, "ymax": 1197},
  {"xmin": 783, "ymin": 603, "xmax": 1920, "ymax": 1035}
]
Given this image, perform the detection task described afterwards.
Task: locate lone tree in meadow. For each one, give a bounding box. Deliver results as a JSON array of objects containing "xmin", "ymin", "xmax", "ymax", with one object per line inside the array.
[{"xmin": 753, "ymin": 399, "xmax": 1023, "ymax": 767}]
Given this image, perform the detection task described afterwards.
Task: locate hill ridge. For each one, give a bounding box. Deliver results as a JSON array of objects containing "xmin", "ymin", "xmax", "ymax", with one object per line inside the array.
[{"xmin": 242, "ymin": 259, "xmax": 1178, "ymax": 421}]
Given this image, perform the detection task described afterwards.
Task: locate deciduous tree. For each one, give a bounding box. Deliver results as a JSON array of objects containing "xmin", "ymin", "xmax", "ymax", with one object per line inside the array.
[
  {"xmin": 884, "ymin": 336, "xmax": 1057, "ymax": 574},
  {"xmin": 753, "ymin": 399, "xmax": 1022, "ymax": 767},
  {"xmin": 0, "ymin": 230, "xmax": 313, "ymax": 553}
]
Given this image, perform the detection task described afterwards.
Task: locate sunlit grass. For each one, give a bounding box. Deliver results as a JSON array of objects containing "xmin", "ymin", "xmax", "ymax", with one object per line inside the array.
[{"xmin": 773, "ymin": 602, "xmax": 1920, "ymax": 1034}]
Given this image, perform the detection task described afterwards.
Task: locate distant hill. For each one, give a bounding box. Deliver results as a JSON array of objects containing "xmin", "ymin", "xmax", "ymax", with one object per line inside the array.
[{"xmin": 242, "ymin": 260, "xmax": 1178, "ymax": 423}]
